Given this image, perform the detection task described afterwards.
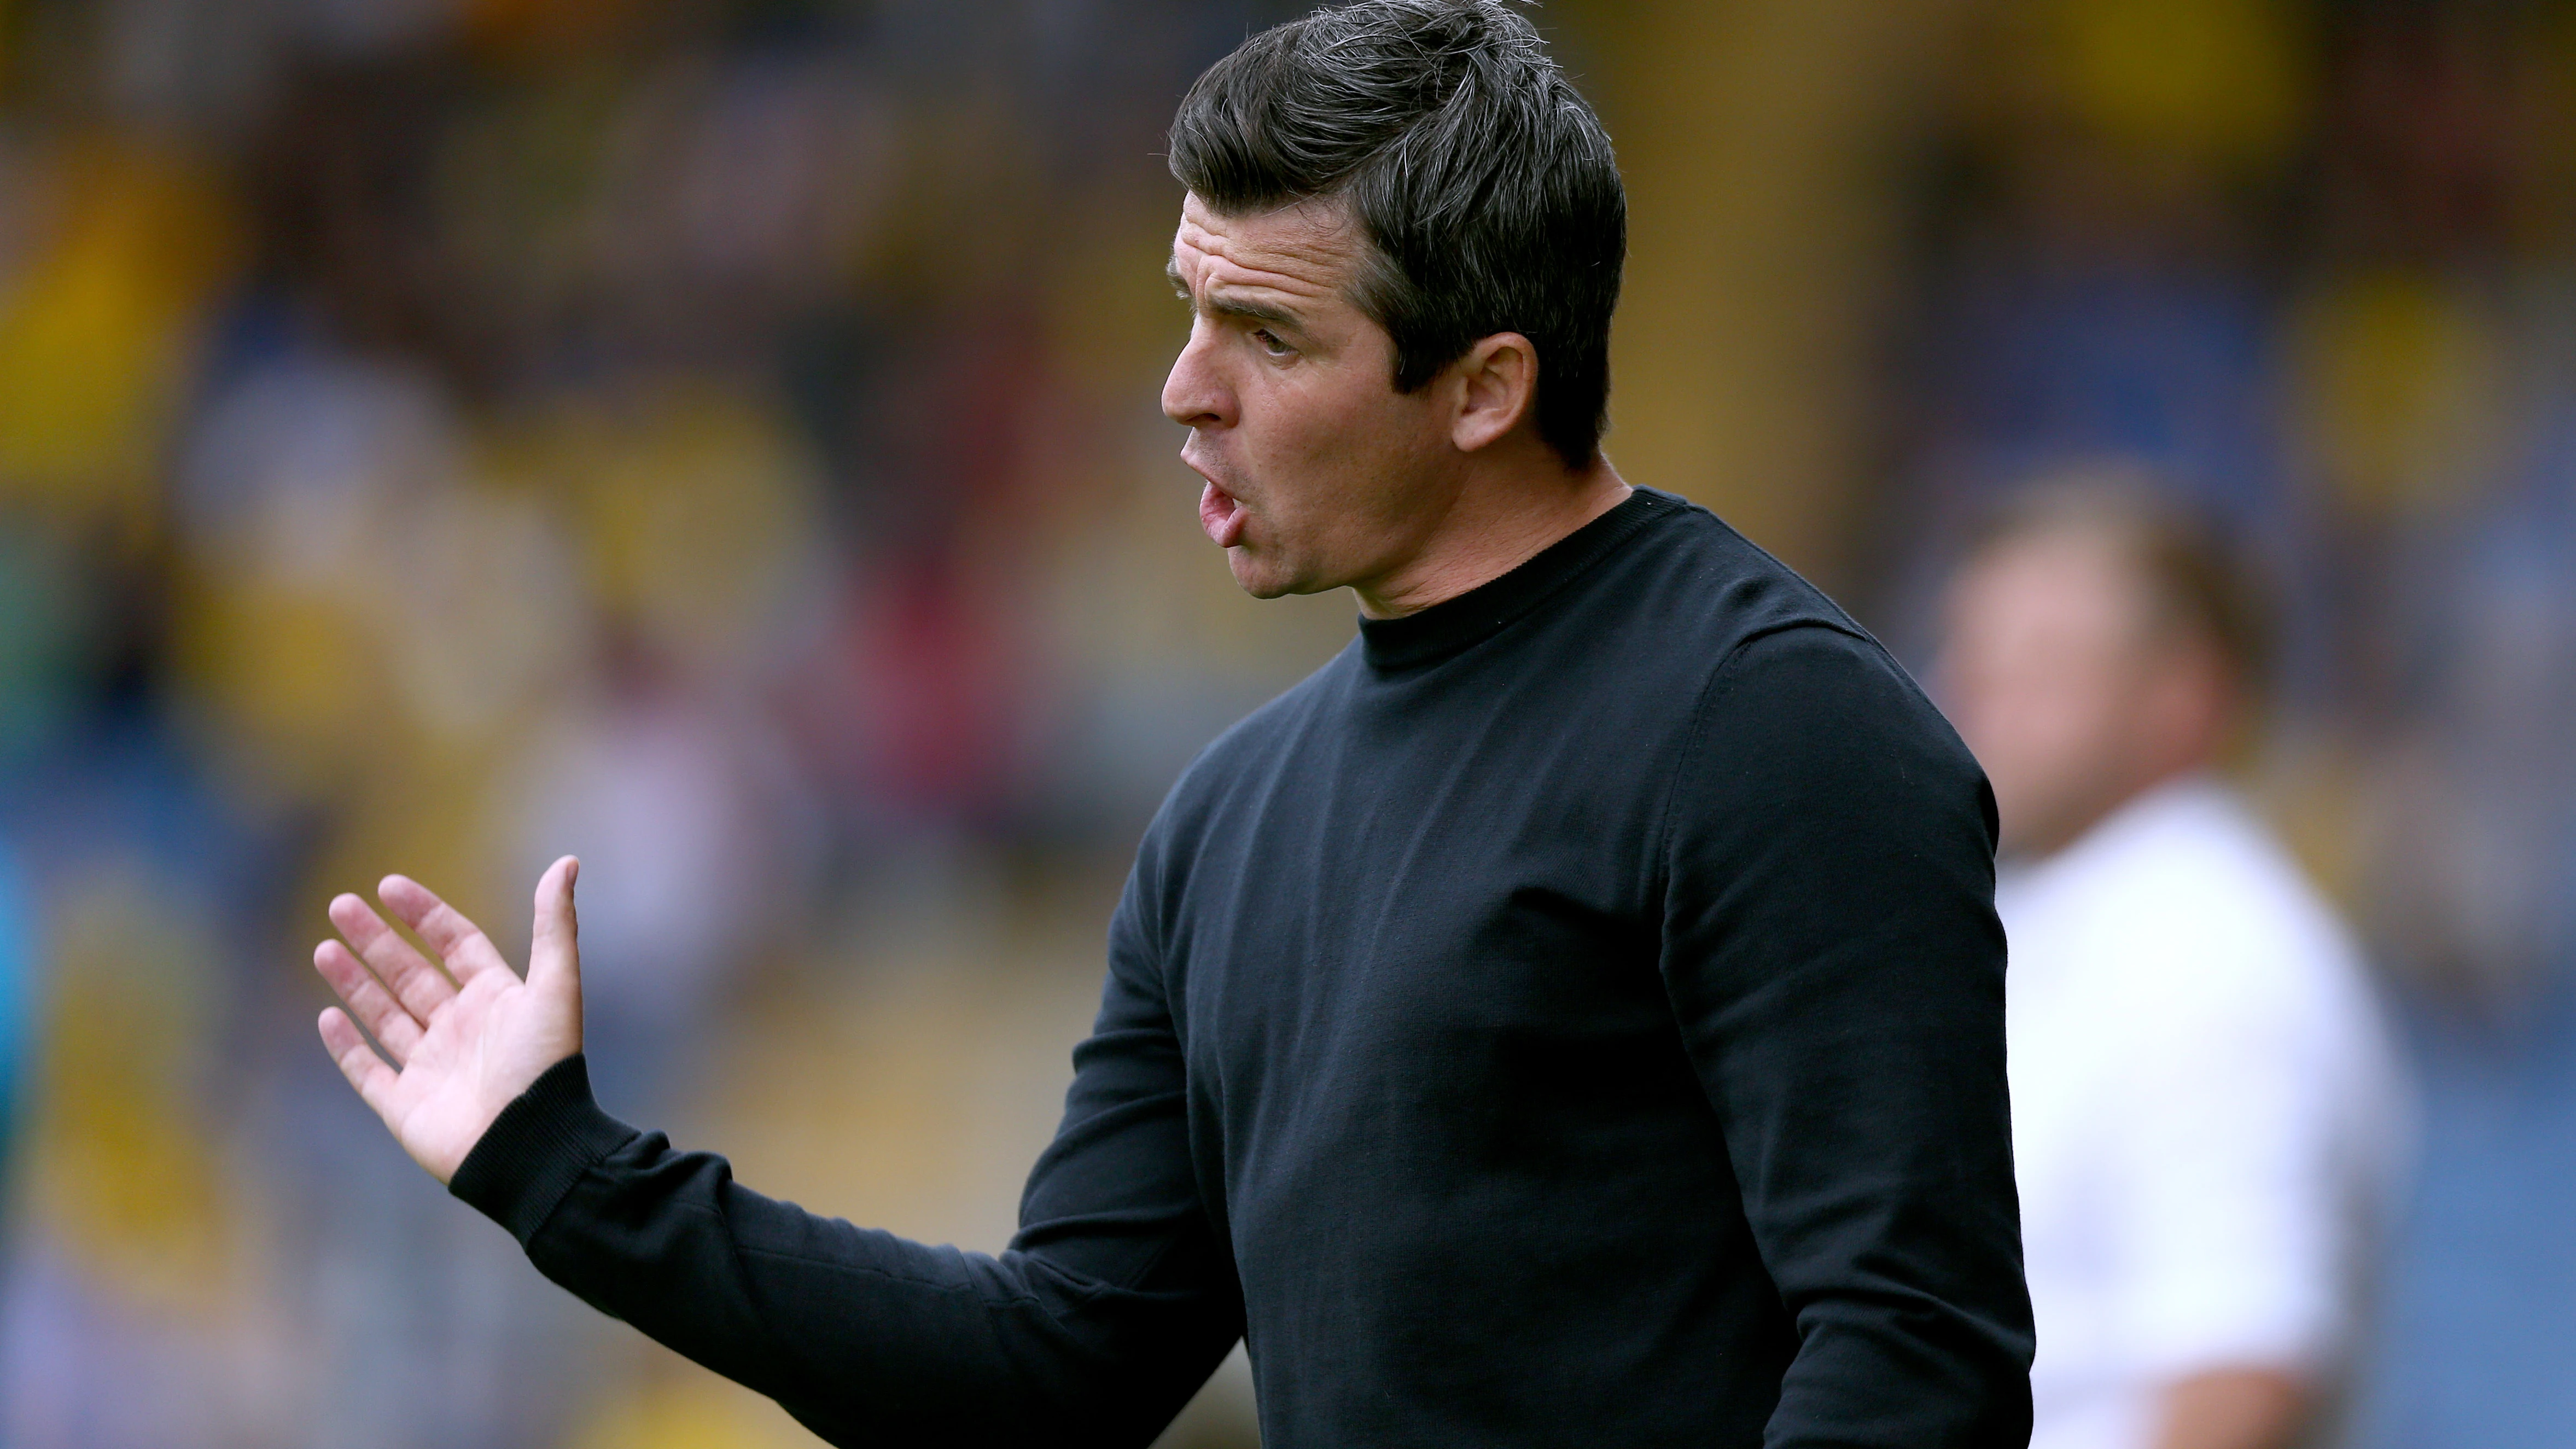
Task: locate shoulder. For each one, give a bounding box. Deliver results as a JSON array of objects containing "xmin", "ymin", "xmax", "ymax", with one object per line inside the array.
[
  {"xmin": 1661, "ymin": 628, "xmax": 1995, "ymax": 877},
  {"xmin": 1617, "ymin": 495, "xmax": 1950, "ymax": 740},
  {"xmin": 1687, "ymin": 619, "xmax": 1983, "ymax": 809},
  {"xmin": 1607, "ymin": 496, "xmax": 1989, "ymax": 830},
  {"xmin": 2032, "ymin": 786, "xmax": 2408, "ymax": 1163},
  {"xmin": 2107, "ymin": 787, "xmax": 2350, "ymax": 957},
  {"xmin": 2055, "ymin": 783, "xmax": 2375, "ymax": 1022},
  {"xmin": 1616, "ymin": 490, "xmax": 1869, "ymax": 650},
  {"xmin": 1589, "ymin": 493, "xmax": 1946, "ymax": 734}
]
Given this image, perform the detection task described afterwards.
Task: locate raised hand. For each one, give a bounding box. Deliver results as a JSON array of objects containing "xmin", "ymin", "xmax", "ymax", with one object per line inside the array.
[{"xmin": 312, "ymin": 857, "xmax": 585, "ymax": 1184}]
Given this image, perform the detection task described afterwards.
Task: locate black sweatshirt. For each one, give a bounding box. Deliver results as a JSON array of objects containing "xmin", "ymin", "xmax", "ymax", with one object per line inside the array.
[{"xmin": 451, "ymin": 486, "xmax": 2035, "ymax": 1448}]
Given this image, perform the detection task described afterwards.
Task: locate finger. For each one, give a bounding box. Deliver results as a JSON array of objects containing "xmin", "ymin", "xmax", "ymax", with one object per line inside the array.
[
  {"xmin": 312, "ymin": 939, "xmax": 426, "ymax": 1064},
  {"xmin": 528, "ymin": 855, "xmax": 581, "ymax": 992},
  {"xmin": 330, "ymin": 891, "xmax": 457, "ymax": 1022},
  {"xmin": 319, "ymin": 1007, "xmax": 401, "ymax": 1121},
  {"xmin": 377, "ymin": 875, "xmax": 514, "ymax": 984}
]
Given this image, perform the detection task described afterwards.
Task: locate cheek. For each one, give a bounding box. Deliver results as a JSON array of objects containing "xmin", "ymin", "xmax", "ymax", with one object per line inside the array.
[
  {"xmin": 2028, "ymin": 684, "xmax": 2142, "ymax": 810},
  {"xmin": 1244, "ymin": 370, "xmax": 1412, "ymax": 498},
  {"xmin": 1957, "ymin": 660, "xmax": 2118, "ymax": 783},
  {"xmin": 1318, "ymin": 375, "xmax": 1446, "ymax": 486},
  {"xmin": 1252, "ymin": 376, "xmax": 1350, "ymax": 464}
]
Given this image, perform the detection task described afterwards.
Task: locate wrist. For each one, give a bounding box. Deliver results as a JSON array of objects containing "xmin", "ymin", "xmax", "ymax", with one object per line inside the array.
[{"xmin": 447, "ymin": 1055, "xmax": 638, "ymax": 1243}]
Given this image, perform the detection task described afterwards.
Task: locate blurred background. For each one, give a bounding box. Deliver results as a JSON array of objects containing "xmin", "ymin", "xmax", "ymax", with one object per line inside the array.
[{"xmin": 0, "ymin": 0, "xmax": 2569, "ymax": 1444}]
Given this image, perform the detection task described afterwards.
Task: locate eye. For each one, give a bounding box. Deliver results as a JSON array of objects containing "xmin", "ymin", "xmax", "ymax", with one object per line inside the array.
[{"xmin": 1252, "ymin": 328, "xmax": 1295, "ymax": 358}]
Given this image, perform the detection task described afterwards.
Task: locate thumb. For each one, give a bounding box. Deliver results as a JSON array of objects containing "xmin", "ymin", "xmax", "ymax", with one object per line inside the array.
[{"xmin": 529, "ymin": 854, "xmax": 581, "ymax": 992}]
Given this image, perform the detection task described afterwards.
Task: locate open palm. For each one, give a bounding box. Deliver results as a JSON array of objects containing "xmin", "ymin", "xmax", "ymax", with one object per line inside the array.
[{"xmin": 312, "ymin": 856, "xmax": 585, "ymax": 1184}]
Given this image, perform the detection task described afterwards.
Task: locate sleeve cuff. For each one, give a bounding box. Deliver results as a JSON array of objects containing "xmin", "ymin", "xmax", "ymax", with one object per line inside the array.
[{"xmin": 447, "ymin": 1054, "xmax": 639, "ymax": 1245}]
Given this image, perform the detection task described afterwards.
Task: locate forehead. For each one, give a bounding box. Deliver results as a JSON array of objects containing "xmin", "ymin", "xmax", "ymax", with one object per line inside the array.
[
  {"xmin": 1954, "ymin": 529, "xmax": 2153, "ymax": 638},
  {"xmin": 1172, "ymin": 192, "xmax": 1361, "ymax": 297}
]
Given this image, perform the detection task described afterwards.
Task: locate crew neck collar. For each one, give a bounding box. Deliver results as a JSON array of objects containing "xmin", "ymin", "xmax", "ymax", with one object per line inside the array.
[{"xmin": 1355, "ymin": 487, "xmax": 1676, "ymax": 671}]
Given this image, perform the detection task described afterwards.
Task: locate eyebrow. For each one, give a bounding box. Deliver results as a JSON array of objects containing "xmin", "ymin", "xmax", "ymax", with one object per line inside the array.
[{"xmin": 1166, "ymin": 258, "xmax": 1304, "ymax": 329}]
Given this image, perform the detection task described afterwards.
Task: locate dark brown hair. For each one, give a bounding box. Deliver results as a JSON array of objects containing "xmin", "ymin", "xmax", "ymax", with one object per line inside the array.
[
  {"xmin": 1970, "ymin": 469, "xmax": 2274, "ymax": 695},
  {"xmin": 1168, "ymin": 0, "xmax": 1625, "ymax": 469}
]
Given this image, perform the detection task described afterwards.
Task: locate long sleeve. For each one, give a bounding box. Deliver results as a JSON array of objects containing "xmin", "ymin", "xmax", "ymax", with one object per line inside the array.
[
  {"xmin": 1657, "ymin": 623, "xmax": 2034, "ymax": 1447},
  {"xmin": 446, "ymin": 865, "xmax": 1244, "ymax": 1449}
]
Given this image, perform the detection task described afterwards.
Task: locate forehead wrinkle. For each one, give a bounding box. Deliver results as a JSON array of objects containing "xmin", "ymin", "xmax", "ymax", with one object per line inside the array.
[
  {"xmin": 1180, "ymin": 236, "xmax": 1342, "ymax": 299},
  {"xmin": 1175, "ymin": 197, "xmax": 1356, "ymax": 307}
]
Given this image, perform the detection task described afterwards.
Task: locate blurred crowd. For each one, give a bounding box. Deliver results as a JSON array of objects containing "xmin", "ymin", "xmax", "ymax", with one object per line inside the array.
[
  {"xmin": 1880, "ymin": 0, "xmax": 2576, "ymax": 1010},
  {"xmin": 1874, "ymin": 4, "xmax": 2576, "ymax": 1442},
  {"xmin": 0, "ymin": 1, "xmax": 2569, "ymax": 1447}
]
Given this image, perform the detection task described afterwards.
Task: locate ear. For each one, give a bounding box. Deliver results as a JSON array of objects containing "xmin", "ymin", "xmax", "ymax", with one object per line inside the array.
[{"xmin": 1447, "ymin": 332, "xmax": 1538, "ymax": 453}]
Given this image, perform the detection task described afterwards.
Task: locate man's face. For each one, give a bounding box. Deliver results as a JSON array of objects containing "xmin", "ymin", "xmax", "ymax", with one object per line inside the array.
[
  {"xmin": 1162, "ymin": 193, "xmax": 1461, "ymax": 602},
  {"xmin": 1935, "ymin": 530, "xmax": 2199, "ymax": 859}
]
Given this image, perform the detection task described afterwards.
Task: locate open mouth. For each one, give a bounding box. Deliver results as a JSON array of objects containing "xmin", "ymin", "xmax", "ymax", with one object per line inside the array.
[{"xmin": 1198, "ymin": 481, "xmax": 1250, "ymax": 548}]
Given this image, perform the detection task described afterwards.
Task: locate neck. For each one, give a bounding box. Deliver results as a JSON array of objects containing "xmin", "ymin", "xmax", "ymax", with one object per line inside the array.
[
  {"xmin": 2015, "ymin": 754, "xmax": 2213, "ymax": 863},
  {"xmin": 1353, "ymin": 454, "xmax": 1633, "ymax": 619}
]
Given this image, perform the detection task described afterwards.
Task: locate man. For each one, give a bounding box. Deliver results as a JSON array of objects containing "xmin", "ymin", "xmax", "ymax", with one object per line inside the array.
[
  {"xmin": 310, "ymin": 4, "xmax": 2034, "ymax": 1444},
  {"xmin": 1934, "ymin": 480, "xmax": 2403, "ymax": 1449}
]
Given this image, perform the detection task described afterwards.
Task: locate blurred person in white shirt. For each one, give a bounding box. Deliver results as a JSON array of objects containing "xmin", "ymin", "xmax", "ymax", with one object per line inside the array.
[{"xmin": 1935, "ymin": 478, "xmax": 2406, "ymax": 1449}]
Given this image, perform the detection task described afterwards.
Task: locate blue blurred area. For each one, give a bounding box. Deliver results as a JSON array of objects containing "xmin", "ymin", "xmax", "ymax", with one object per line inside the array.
[
  {"xmin": 0, "ymin": 842, "xmax": 28, "ymax": 1191},
  {"xmin": 2361, "ymin": 983, "xmax": 2576, "ymax": 1449}
]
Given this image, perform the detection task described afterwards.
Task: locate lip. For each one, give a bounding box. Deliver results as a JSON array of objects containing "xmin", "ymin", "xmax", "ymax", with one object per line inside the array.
[
  {"xmin": 1181, "ymin": 442, "xmax": 1251, "ymax": 548},
  {"xmin": 1199, "ymin": 480, "xmax": 1249, "ymax": 548}
]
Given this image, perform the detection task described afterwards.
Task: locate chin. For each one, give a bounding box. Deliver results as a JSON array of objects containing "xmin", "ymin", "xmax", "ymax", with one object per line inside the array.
[
  {"xmin": 1226, "ymin": 548, "xmax": 1326, "ymax": 601},
  {"xmin": 1226, "ymin": 553, "xmax": 1293, "ymax": 600}
]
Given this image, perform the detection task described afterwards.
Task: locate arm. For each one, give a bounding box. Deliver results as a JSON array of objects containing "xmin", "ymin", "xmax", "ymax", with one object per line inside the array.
[
  {"xmin": 1658, "ymin": 625, "xmax": 2033, "ymax": 1448},
  {"xmin": 2155, "ymin": 1368, "xmax": 2309, "ymax": 1449},
  {"xmin": 2108, "ymin": 904, "xmax": 2353, "ymax": 1449},
  {"xmin": 311, "ymin": 857, "xmax": 1240, "ymax": 1448}
]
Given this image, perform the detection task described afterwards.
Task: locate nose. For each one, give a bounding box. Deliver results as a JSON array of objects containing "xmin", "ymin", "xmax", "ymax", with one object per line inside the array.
[{"xmin": 1162, "ymin": 325, "xmax": 1233, "ymax": 429}]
